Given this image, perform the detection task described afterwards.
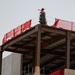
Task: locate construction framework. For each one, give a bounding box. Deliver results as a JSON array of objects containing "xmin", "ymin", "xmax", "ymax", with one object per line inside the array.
[{"xmin": 0, "ymin": 24, "xmax": 75, "ymax": 75}]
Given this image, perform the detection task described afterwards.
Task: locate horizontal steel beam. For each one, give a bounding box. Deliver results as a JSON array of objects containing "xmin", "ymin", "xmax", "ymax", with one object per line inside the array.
[
  {"xmin": 42, "ymin": 26, "xmax": 66, "ymax": 35},
  {"xmin": 2, "ymin": 26, "xmax": 38, "ymax": 51}
]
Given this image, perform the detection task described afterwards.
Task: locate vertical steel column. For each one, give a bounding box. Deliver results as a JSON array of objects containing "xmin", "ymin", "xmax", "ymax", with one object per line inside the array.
[
  {"xmin": 65, "ymin": 31, "xmax": 70, "ymax": 69},
  {"xmin": 0, "ymin": 46, "xmax": 2, "ymax": 75},
  {"xmin": 43, "ymin": 67, "xmax": 45, "ymax": 75},
  {"xmin": 32, "ymin": 53, "xmax": 35, "ymax": 74},
  {"xmin": 24, "ymin": 67, "xmax": 26, "ymax": 75},
  {"xmin": 32, "ymin": 66, "xmax": 33, "ymax": 75},
  {"xmin": 34, "ymin": 25, "xmax": 41, "ymax": 75},
  {"xmin": 28, "ymin": 64, "xmax": 29, "ymax": 75},
  {"xmin": 20, "ymin": 54, "xmax": 23, "ymax": 75}
]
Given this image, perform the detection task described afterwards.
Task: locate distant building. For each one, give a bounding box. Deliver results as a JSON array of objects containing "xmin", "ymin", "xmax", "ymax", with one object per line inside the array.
[{"xmin": 1, "ymin": 53, "xmax": 22, "ymax": 75}]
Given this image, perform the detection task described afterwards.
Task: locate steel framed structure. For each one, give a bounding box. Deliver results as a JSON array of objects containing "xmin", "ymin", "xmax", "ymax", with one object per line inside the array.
[{"xmin": 0, "ymin": 24, "xmax": 75, "ymax": 75}]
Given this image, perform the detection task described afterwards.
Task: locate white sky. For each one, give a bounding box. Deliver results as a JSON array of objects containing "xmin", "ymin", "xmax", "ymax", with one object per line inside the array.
[{"xmin": 0, "ymin": 0, "xmax": 75, "ymax": 58}]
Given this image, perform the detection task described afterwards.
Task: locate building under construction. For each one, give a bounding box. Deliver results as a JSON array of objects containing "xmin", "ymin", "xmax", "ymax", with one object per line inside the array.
[{"xmin": 0, "ymin": 10, "xmax": 75, "ymax": 75}]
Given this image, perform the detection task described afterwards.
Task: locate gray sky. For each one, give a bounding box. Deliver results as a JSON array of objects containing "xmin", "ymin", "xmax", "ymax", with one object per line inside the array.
[{"xmin": 0, "ymin": 0, "xmax": 75, "ymax": 57}]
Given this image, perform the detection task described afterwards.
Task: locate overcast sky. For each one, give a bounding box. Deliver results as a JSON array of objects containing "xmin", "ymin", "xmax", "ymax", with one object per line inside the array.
[{"xmin": 0, "ymin": 0, "xmax": 75, "ymax": 57}]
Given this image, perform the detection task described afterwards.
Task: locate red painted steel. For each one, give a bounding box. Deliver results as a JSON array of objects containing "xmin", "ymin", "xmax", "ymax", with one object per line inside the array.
[
  {"xmin": 6, "ymin": 30, "xmax": 14, "ymax": 40},
  {"xmin": 53, "ymin": 18, "xmax": 75, "ymax": 31},
  {"xmin": 14, "ymin": 25, "xmax": 22, "ymax": 37},
  {"xmin": 2, "ymin": 35, "xmax": 7, "ymax": 44},
  {"xmin": 48, "ymin": 70, "xmax": 64, "ymax": 75},
  {"xmin": 2, "ymin": 20, "xmax": 32, "ymax": 44},
  {"xmin": 21, "ymin": 20, "xmax": 31, "ymax": 32}
]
